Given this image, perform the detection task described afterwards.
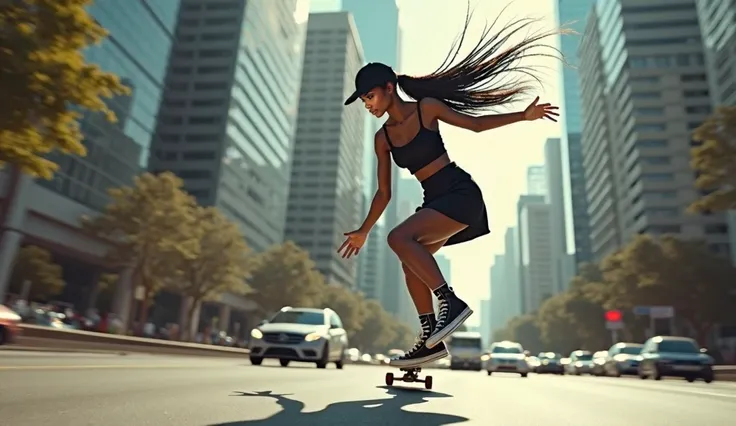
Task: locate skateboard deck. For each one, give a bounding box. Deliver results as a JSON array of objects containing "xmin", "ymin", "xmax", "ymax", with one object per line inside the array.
[{"xmin": 384, "ymin": 367, "xmax": 433, "ymax": 389}]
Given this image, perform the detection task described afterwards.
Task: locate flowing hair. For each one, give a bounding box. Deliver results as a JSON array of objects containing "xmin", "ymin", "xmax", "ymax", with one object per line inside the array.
[{"xmin": 397, "ymin": 2, "xmax": 572, "ymax": 115}]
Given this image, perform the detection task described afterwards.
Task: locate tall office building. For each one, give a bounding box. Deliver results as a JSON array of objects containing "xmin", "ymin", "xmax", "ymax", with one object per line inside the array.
[
  {"xmin": 503, "ymin": 227, "xmax": 522, "ymax": 321},
  {"xmin": 544, "ymin": 138, "xmax": 573, "ymax": 292},
  {"xmin": 556, "ymin": 0, "xmax": 596, "ymax": 267},
  {"xmin": 38, "ymin": 1, "xmax": 181, "ymax": 211},
  {"xmin": 339, "ymin": 0, "xmax": 403, "ymax": 313},
  {"xmin": 285, "ymin": 12, "xmax": 366, "ymax": 289},
  {"xmin": 0, "ymin": 0, "xmax": 182, "ymax": 300},
  {"xmin": 395, "ymin": 177, "xmax": 424, "ymax": 325},
  {"xmin": 579, "ymin": 0, "xmax": 731, "ymax": 261},
  {"xmin": 519, "ymin": 203, "xmax": 554, "ymax": 313},
  {"xmin": 149, "ymin": 0, "xmax": 309, "ymax": 252},
  {"xmin": 489, "ymin": 255, "xmax": 506, "ymax": 334},
  {"xmin": 696, "ymin": 0, "xmax": 736, "ymax": 106},
  {"xmin": 526, "ymin": 165, "xmax": 548, "ymax": 196},
  {"xmin": 516, "ymin": 195, "xmax": 545, "ymax": 313},
  {"xmin": 695, "ymin": 0, "xmax": 736, "ymax": 266}
]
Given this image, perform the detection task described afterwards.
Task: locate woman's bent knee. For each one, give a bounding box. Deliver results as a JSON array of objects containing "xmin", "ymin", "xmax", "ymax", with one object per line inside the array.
[{"xmin": 387, "ymin": 227, "xmax": 410, "ymax": 250}]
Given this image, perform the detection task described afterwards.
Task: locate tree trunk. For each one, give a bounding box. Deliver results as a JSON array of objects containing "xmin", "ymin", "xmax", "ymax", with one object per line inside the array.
[{"xmin": 186, "ymin": 298, "xmax": 200, "ymax": 342}]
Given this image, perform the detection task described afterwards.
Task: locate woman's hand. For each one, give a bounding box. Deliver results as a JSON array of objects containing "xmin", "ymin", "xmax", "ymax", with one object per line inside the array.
[
  {"xmin": 337, "ymin": 229, "xmax": 368, "ymax": 259},
  {"xmin": 523, "ymin": 96, "xmax": 559, "ymax": 122}
]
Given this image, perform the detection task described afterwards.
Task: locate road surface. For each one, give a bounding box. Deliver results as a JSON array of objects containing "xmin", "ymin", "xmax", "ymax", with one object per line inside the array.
[{"xmin": 0, "ymin": 350, "xmax": 734, "ymax": 425}]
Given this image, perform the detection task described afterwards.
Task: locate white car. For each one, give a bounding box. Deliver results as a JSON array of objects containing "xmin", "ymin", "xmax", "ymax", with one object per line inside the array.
[
  {"xmin": 248, "ymin": 307, "xmax": 349, "ymax": 369},
  {"xmin": 486, "ymin": 341, "xmax": 530, "ymax": 377}
]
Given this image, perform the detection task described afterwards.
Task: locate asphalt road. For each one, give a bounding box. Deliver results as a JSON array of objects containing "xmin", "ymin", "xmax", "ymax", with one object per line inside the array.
[{"xmin": 1, "ymin": 351, "xmax": 735, "ymax": 425}]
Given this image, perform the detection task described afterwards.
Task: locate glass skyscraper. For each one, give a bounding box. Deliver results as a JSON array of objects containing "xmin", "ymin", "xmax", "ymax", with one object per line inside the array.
[
  {"xmin": 150, "ymin": 0, "xmax": 309, "ymax": 252},
  {"xmin": 39, "ymin": 0, "xmax": 181, "ymax": 211},
  {"xmin": 556, "ymin": 0, "xmax": 596, "ymax": 266}
]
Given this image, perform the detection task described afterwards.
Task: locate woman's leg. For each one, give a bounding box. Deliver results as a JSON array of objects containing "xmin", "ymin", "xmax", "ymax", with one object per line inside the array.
[
  {"xmin": 402, "ymin": 239, "xmax": 447, "ymax": 315},
  {"xmin": 386, "ymin": 209, "xmax": 474, "ymax": 351},
  {"xmin": 386, "ymin": 209, "xmax": 466, "ymax": 290},
  {"xmin": 390, "ymin": 240, "xmax": 449, "ymax": 367}
]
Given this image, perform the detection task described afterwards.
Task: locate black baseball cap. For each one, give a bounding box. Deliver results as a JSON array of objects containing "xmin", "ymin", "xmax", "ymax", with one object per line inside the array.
[{"xmin": 343, "ymin": 62, "xmax": 397, "ymax": 105}]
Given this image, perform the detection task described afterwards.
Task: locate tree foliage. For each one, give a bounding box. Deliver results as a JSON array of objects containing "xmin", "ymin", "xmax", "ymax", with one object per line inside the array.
[
  {"xmin": 349, "ymin": 299, "xmax": 397, "ymax": 352},
  {"xmin": 494, "ymin": 234, "xmax": 736, "ymax": 351},
  {"xmin": 175, "ymin": 206, "xmax": 253, "ymax": 334},
  {"xmin": 689, "ymin": 106, "xmax": 736, "ymax": 213},
  {"xmin": 0, "ymin": 0, "xmax": 130, "ymax": 178},
  {"xmin": 316, "ymin": 284, "xmax": 367, "ymax": 335},
  {"xmin": 247, "ymin": 241, "xmax": 325, "ymax": 316},
  {"xmin": 8, "ymin": 245, "xmax": 64, "ymax": 301},
  {"xmin": 82, "ymin": 172, "xmax": 198, "ymax": 328}
]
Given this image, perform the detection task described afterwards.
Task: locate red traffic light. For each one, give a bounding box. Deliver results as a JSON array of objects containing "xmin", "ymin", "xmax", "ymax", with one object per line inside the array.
[{"xmin": 605, "ymin": 310, "xmax": 622, "ymax": 322}]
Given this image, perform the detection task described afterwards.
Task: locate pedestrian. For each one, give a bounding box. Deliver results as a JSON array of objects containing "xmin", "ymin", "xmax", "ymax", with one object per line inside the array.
[{"xmin": 337, "ymin": 9, "xmax": 562, "ymax": 367}]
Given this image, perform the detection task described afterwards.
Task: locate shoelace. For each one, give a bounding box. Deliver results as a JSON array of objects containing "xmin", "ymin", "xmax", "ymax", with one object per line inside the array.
[
  {"xmin": 435, "ymin": 298, "xmax": 450, "ymax": 329},
  {"xmin": 398, "ymin": 324, "xmax": 431, "ymax": 359}
]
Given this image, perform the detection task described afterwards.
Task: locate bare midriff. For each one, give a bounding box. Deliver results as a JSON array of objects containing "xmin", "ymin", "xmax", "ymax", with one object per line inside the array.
[{"xmin": 414, "ymin": 152, "xmax": 452, "ymax": 182}]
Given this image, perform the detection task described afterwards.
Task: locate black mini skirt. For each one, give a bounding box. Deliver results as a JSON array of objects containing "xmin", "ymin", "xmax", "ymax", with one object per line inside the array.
[{"xmin": 416, "ymin": 162, "xmax": 490, "ymax": 246}]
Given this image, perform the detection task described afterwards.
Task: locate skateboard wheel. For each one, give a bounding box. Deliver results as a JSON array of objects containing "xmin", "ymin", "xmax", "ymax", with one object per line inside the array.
[
  {"xmin": 385, "ymin": 372, "xmax": 394, "ymax": 386},
  {"xmin": 425, "ymin": 376, "xmax": 433, "ymax": 390}
]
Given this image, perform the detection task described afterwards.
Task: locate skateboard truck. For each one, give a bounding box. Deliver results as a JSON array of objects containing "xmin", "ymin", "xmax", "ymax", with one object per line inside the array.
[{"xmin": 385, "ymin": 367, "xmax": 433, "ymax": 390}]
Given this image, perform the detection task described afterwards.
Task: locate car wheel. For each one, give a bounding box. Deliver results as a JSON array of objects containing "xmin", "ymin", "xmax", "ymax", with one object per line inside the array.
[
  {"xmin": 279, "ymin": 359, "xmax": 290, "ymax": 367},
  {"xmin": 521, "ymin": 373, "xmax": 528, "ymax": 378},
  {"xmin": 316, "ymin": 343, "xmax": 329, "ymax": 369},
  {"xmin": 250, "ymin": 357, "xmax": 263, "ymax": 366}
]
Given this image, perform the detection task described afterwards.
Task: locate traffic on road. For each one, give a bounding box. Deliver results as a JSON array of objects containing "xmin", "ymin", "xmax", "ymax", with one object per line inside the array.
[{"xmin": 0, "ymin": 348, "xmax": 733, "ymax": 426}]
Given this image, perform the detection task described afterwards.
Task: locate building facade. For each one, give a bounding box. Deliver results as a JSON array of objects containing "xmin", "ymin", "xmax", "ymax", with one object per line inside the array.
[
  {"xmin": 520, "ymin": 203, "xmax": 554, "ymax": 313},
  {"xmin": 579, "ymin": 0, "xmax": 731, "ymax": 261},
  {"xmin": 148, "ymin": 0, "xmax": 309, "ymax": 252},
  {"xmin": 0, "ymin": 0, "xmax": 183, "ymax": 302},
  {"xmin": 526, "ymin": 165, "xmax": 548, "ymax": 196},
  {"xmin": 286, "ymin": 12, "xmax": 366, "ymax": 289}
]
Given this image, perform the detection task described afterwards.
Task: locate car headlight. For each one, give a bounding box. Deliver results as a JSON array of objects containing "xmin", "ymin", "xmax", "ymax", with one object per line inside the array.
[
  {"xmin": 613, "ymin": 354, "xmax": 628, "ymax": 362},
  {"xmin": 481, "ymin": 354, "xmax": 490, "ymax": 362},
  {"xmin": 304, "ymin": 332, "xmax": 323, "ymax": 342},
  {"xmin": 250, "ymin": 329, "xmax": 263, "ymax": 339},
  {"xmin": 575, "ymin": 362, "xmax": 583, "ymax": 367}
]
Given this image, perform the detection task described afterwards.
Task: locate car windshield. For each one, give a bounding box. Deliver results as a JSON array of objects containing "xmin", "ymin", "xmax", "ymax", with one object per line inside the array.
[
  {"xmin": 620, "ymin": 346, "xmax": 643, "ymax": 355},
  {"xmin": 270, "ymin": 311, "xmax": 324, "ymax": 325},
  {"xmin": 658, "ymin": 340, "xmax": 698, "ymax": 353},
  {"xmin": 450, "ymin": 337, "xmax": 482, "ymax": 349},
  {"xmin": 541, "ymin": 352, "xmax": 561, "ymax": 359},
  {"xmin": 492, "ymin": 346, "xmax": 522, "ymax": 354},
  {"xmin": 576, "ymin": 353, "xmax": 593, "ymax": 360}
]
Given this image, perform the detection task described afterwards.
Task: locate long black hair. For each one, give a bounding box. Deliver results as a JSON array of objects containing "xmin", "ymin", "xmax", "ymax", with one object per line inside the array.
[{"xmin": 397, "ymin": 2, "xmax": 570, "ymax": 115}]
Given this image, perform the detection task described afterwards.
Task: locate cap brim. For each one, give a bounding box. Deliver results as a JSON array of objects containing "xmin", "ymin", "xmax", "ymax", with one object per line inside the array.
[{"xmin": 343, "ymin": 90, "xmax": 360, "ymax": 105}]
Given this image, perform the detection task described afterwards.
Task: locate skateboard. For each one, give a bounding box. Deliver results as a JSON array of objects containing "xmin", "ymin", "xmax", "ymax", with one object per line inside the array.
[{"xmin": 385, "ymin": 367, "xmax": 433, "ymax": 390}]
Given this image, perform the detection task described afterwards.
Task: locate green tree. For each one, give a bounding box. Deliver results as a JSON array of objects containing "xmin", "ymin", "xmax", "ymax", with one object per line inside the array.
[
  {"xmin": 386, "ymin": 321, "xmax": 416, "ymax": 352},
  {"xmin": 350, "ymin": 300, "xmax": 396, "ymax": 353},
  {"xmin": 496, "ymin": 314, "xmax": 544, "ymax": 353},
  {"xmin": 247, "ymin": 241, "xmax": 325, "ymax": 316},
  {"xmin": 94, "ymin": 272, "xmax": 118, "ymax": 312},
  {"xmin": 0, "ymin": 0, "xmax": 130, "ymax": 179},
  {"xmin": 8, "ymin": 245, "xmax": 64, "ymax": 301},
  {"xmin": 689, "ymin": 106, "xmax": 736, "ymax": 213},
  {"xmin": 613, "ymin": 234, "xmax": 736, "ymax": 344},
  {"xmin": 174, "ymin": 206, "xmax": 253, "ymax": 337},
  {"xmin": 82, "ymin": 172, "xmax": 198, "ymax": 330},
  {"xmin": 316, "ymin": 284, "xmax": 367, "ymax": 336}
]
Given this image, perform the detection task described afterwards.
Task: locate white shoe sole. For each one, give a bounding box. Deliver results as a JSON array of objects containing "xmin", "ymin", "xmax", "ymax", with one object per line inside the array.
[
  {"xmin": 425, "ymin": 306, "xmax": 473, "ymax": 349},
  {"xmin": 389, "ymin": 349, "xmax": 449, "ymax": 368}
]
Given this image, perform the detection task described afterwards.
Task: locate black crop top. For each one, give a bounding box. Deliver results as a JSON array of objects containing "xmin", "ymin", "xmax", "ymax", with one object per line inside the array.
[{"xmin": 382, "ymin": 100, "xmax": 447, "ymax": 175}]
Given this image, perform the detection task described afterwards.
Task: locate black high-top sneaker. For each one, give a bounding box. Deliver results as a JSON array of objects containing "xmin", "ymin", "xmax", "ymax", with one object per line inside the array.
[
  {"xmin": 389, "ymin": 314, "xmax": 448, "ymax": 368},
  {"xmin": 425, "ymin": 284, "xmax": 473, "ymax": 349}
]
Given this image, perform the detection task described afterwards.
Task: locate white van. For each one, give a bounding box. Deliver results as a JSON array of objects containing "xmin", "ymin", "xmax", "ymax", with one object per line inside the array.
[{"xmin": 447, "ymin": 331, "xmax": 484, "ymax": 370}]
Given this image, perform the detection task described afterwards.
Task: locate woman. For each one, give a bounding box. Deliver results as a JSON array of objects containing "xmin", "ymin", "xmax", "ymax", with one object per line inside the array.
[{"xmin": 337, "ymin": 11, "xmax": 562, "ymax": 368}]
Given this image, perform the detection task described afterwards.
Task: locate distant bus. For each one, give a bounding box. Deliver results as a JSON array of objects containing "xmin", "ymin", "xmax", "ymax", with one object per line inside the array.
[{"xmin": 447, "ymin": 331, "xmax": 483, "ymax": 371}]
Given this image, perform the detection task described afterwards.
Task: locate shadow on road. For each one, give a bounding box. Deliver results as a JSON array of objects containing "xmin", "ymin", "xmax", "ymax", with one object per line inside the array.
[{"xmin": 210, "ymin": 386, "xmax": 470, "ymax": 425}]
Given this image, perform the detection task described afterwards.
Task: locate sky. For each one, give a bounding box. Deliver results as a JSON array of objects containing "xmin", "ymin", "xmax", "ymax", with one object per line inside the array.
[
  {"xmin": 393, "ymin": 0, "xmax": 566, "ymax": 324},
  {"xmin": 309, "ymin": 0, "xmax": 569, "ymax": 325}
]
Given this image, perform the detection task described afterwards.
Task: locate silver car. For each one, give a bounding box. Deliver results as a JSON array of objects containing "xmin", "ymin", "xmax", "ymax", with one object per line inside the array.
[
  {"xmin": 486, "ymin": 341, "xmax": 530, "ymax": 377},
  {"xmin": 248, "ymin": 307, "xmax": 349, "ymax": 369}
]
